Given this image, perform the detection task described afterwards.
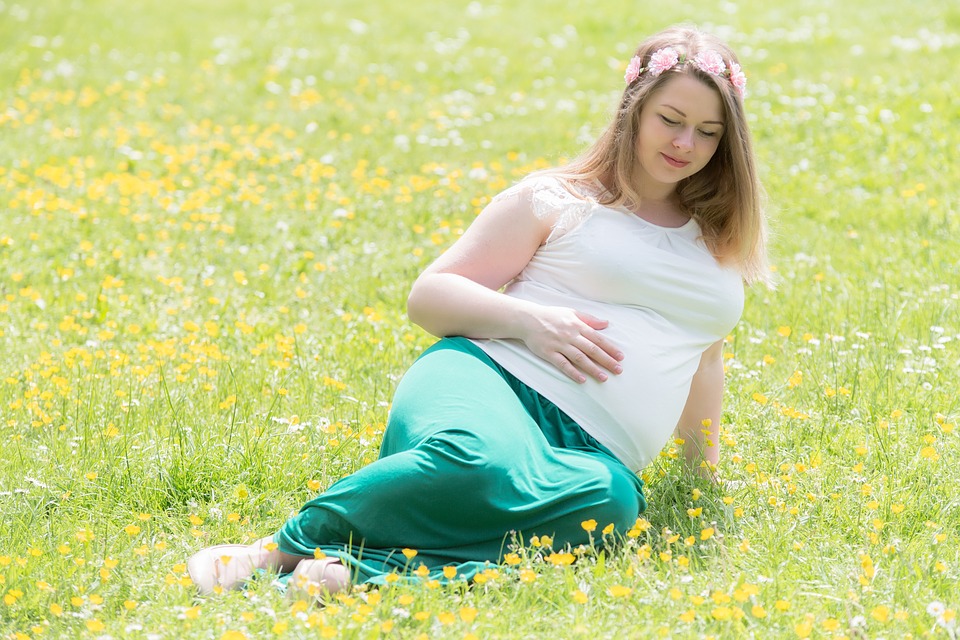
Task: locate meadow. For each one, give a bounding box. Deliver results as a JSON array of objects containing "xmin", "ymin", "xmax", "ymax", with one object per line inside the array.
[{"xmin": 0, "ymin": 0, "xmax": 958, "ymax": 637}]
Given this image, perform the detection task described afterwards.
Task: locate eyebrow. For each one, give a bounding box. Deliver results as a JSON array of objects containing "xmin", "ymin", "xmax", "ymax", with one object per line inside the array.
[{"xmin": 664, "ymin": 104, "xmax": 724, "ymax": 126}]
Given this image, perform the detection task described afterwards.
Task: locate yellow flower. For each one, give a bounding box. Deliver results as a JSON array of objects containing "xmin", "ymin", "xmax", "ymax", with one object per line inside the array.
[
  {"xmin": 700, "ymin": 527, "xmax": 715, "ymax": 541},
  {"xmin": 711, "ymin": 607, "xmax": 732, "ymax": 621},
  {"xmin": 581, "ymin": 519, "xmax": 597, "ymax": 532},
  {"xmin": 751, "ymin": 604, "xmax": 767, "ymax": 618},
  {"xmin": 871, "ymin": 605, "xmax": 890, "ymax": 622},
  {"xmin": 572, "ymin": 589, "xmax": 588, "ymax": 604},
  {"xmin": 920, "ymin": 446, "xmax": 939, "ymax": 461},
  {"xmin": 442, "ymin": 566, "xmax": 457, "ymax": 579},
  {"xmin": 86, "ymin": 620, "xmax": 106, "ymax": 632},
  {"xmin": 459, "ymin": 607, "xmax": 478, "ymax": 622},
  {"xmin": 608, "ymin": 585, "xmax": 632, "ymax": 598},
  {"xmin": 437, "ymin": 611, "xmax": 455, "ymax": 625},
  {"xmin": 402, "ymin": 548, "xmax": 417, "ymax": 559},
  {"xmin": 788, "ymin": 370, "xmax": 803, "ymax": 388},
  {"xmin": 221, "ymin": 632, "xmax": 248, "ymax": 640}
]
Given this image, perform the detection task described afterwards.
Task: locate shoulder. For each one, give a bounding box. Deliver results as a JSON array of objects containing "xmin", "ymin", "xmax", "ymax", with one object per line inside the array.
[{"xmin": 492, "ymin": 174, "xmax": 594, "ymax": 221}]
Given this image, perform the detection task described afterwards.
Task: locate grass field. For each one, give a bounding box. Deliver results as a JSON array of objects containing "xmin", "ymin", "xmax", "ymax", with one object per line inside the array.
[{"xmin": 1, "ymin": 0, "xmax": 958, "ymax": 638}]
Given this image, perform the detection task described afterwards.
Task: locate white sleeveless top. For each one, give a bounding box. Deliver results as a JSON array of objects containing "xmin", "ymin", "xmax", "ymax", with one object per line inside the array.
[{"xmin": 471, "ymin": 176, "xmax": 744, "ymax": 472}]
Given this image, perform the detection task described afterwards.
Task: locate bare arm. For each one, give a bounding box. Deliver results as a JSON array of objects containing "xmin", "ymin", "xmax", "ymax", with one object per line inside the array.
[
  {"xmin": 407, "ymin": 185, "xmax": 624, "ymax": 384},
  {"xmin": 675, "ymin": 340, "xmax": 725, "ymax": 479}
]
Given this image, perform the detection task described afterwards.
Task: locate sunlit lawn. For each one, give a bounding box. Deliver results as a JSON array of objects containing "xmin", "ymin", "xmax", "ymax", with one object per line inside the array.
[{"xmin": 1, "ymin": 0, "xmax": 958, "ymax": 638}]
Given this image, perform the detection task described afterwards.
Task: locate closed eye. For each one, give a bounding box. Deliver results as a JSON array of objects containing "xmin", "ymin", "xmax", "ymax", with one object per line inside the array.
[
  {"xmin": 698, "ymin": 129, "xmax": 719, "ymax": 138},
  {"xmin": 659, "ymin": 115, "xmax": 679, "ymax": 126}
]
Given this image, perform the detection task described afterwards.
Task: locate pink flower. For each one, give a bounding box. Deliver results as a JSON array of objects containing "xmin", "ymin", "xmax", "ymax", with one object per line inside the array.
[
  {"xmin": 624, "ymin": 56, "xmax": 643, "ymax": 84},
  {"xmin": 647, "ymin": 47, "xmax": 680, "ymax": 77},
  {"xmin": 729, "ymin": 62, "xmax": 747, "ymax": 97},
  {"xmin": 693, "ymin": 50, "xmax": 726, "ymax": 76}
]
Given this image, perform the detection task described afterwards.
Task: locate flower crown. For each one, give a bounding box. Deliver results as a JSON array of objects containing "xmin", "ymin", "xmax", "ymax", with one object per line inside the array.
[{"xmin": 624, "ymin": 47, "xmax": 746, "ymax": 98}]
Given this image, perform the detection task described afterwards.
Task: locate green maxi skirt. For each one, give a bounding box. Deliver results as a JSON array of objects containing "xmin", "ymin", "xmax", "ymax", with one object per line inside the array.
[{"xmin": 274, "ymin": 337, "xmax": 646, "ymax": 585}]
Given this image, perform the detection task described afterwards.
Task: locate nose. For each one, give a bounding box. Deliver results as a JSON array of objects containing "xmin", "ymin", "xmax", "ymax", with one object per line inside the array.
[{"xmin": 672, "ymin": 128, "xmax": 695, "ymax": 151}]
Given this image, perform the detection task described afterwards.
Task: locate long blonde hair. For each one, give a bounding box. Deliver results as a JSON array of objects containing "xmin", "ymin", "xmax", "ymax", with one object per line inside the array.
[{"xmin": 545, "ymin": 25, "xmax": 769, "ymax": 285}]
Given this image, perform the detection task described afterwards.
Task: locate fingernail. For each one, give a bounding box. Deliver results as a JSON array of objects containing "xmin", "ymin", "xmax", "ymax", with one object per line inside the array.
[
  {"xmin": 598, "ymin": 373, "xmax": 608, "ymax": 382},
  {"xmin": 614, "ymin": 365, "xmax": 622, "ymax": 374},
  {"xmin": 578, "ymin": 376, "xmax": 587, "ymax": 384}
]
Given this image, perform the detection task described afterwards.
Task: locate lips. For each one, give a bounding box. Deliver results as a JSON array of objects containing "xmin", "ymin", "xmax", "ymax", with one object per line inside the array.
[{"xmin": 661, "ymin": 153, "xmax": 690, "ymax": 168}]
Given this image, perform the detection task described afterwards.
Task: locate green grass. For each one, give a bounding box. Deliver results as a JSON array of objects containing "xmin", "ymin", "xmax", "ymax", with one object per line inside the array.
[{"xmin": 1, "ymin": 0, "xmax": 958, "ymax": 638}]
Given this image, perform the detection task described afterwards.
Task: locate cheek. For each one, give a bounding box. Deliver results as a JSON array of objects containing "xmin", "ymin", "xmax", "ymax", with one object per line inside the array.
[{"xmin": 701, "ymin": 139, "xmax": 722, "ymax": 161}]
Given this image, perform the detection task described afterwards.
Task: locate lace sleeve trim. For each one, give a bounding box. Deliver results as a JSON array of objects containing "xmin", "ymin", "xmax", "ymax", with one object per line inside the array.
[{"xmin": 491, "ymin": 176, "xmax": 595, "ymax": 244}]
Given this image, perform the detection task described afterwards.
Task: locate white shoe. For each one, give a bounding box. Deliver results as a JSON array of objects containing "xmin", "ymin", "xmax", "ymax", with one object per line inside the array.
[
  {"xmin": 287, "ymin": 558, "xmax": 351, "ymax": 603},
  {"xmin": 186, "ymin": 544, "xmax": 259, "ymax": 595}
]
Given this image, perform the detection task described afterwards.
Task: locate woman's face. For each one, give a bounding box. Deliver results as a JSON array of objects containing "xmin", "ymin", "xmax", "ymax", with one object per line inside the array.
[{"xmin": 633, "ymin": 74, "xmax": 724, "ymax": 198}]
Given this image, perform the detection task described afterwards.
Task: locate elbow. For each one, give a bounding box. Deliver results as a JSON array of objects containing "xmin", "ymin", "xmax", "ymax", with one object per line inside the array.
[{"xmin": 405, "ymin": 276, "xmax": 429, "ymax": 329}]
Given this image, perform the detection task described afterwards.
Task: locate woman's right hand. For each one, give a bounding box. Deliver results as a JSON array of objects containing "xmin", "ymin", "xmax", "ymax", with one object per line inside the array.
[{"xmin": 520, "ymin": 306, "xmax": 624, "ymax": 384}]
